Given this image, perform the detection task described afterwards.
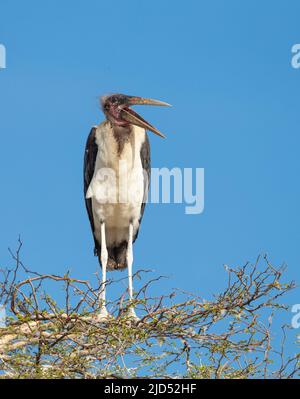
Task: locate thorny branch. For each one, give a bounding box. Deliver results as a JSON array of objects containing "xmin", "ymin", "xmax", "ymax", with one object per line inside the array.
[{"xmin": 0, "ymin": 241, "xmax": 299, "ymax": 379}]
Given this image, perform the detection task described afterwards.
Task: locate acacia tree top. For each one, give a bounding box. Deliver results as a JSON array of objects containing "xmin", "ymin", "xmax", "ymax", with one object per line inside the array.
[{"xmin": 0, "ymin": 241, "xmax": 299, "ymax": 379}]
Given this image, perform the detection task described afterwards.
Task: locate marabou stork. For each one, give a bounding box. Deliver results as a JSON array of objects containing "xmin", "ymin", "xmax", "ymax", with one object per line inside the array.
[{"xmin": 84, "ymin": 94, "xmax": 170, "ymax": 319}]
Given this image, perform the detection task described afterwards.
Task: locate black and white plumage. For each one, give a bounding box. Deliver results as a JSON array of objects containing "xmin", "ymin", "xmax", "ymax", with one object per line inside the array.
[
  {"xmin": 83, "ymin": 94, "xmax": 170, "ymax": 319},
  {"xmin": 84, "ymin": 126, "xmax": 150, "ymax": 270}
]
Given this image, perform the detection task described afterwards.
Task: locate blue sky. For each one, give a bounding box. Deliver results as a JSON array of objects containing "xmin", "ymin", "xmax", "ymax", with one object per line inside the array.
[{"xmin": 0, "ymin": 0, "xmax": 300, "ymax": 364}]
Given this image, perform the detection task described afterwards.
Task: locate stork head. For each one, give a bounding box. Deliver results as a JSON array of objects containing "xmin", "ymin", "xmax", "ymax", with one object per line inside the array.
[{"xmin": 101, "ymin": 93, "xmax": 171, "ymax": 138}]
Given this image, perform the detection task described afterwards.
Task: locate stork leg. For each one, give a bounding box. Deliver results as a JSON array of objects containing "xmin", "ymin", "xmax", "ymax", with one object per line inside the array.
[
  {"xmin": 126, "ymin": 222, "xmax": 139, "ymax": 320},
  {"xmin": 97, "ymin": 221, "xmax": 109, "ymax": 321}
]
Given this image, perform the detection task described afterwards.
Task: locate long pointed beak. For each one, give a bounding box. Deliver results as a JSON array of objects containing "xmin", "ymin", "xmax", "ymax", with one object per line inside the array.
[
  {"xmin": 121, "ymin": 96, "xmax": 171, "ymax": 138},
  {"xmin": 127, "ymin": 96, "xmax": 171, "ymax": 107}
]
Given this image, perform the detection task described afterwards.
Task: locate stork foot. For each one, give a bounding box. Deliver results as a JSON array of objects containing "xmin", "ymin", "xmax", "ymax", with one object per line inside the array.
[
  {"xmin": 125, "ymin": 307, "xmax": 140, "ymax": 322},
  {"xmin": 95, "ymin": 306, "xmax": 111, "ymax": 322}
]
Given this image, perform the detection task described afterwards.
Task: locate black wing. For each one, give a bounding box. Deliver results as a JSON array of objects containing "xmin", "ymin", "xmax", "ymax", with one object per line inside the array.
[
  {"xmin": 133, "ymin": 133, "xmax": 151, "ymax": 242},
  {"xmin": 83, "ymin": 127, "xmax": 99, "ymax": 255}
]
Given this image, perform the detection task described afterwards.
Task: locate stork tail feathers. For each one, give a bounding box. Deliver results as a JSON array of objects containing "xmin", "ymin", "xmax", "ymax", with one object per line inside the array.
[{"xmin": 96, "ymin": 242, "xmax": 128, "ymax": 271}]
